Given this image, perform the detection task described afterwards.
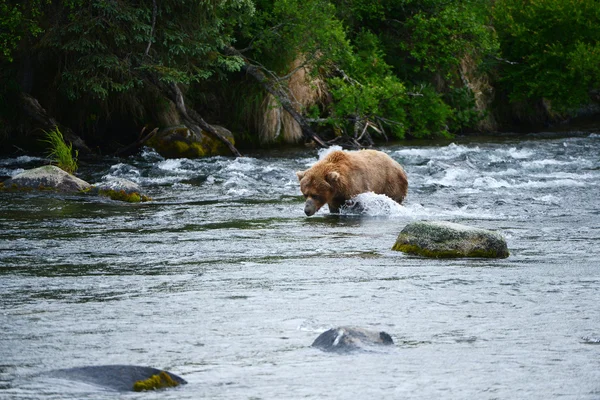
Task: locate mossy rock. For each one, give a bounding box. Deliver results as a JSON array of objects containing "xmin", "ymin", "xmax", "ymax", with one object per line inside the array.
[
  {"xmin": 392, "ymin": 220, "xmax": 509, "ymax": 259},
  {"xmin": 46, "ymin": 365, "xmax": 187, "ymax": 392},
  {"xmin": 133, "ymin": 371, "xmax": 181, "ymax": 392},
  {"xmin": 96, "ymin": 188, "xmax": 151, "ymax": 203},
  {"xmin": 147, "ymin": 125, "xmax": 235, "ymax": 159},
  {"xmin": 90, "ymin": 177, "xmax": 151, "ymax": 203}
]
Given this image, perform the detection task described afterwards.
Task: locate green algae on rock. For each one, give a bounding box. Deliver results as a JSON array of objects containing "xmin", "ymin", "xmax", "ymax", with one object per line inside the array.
[
  {"xmin": 133, "ymin": 371, "xmax": 181, "ymax": 392},
  {"xmin": 147, "ymin": 125, "xmax": 235, "ymax": 159},
  {"xmin": 46, "ymin": 365, "xmax": 187, "ymax": 392},
  {"xmin": 392, "ymin": 220, "xmax": 509, "ymax": 259},
  {"xmin": 91, "ymin": 177, "xmax": 151, "ymax": 203},
  {"xmin": 96, "ymin": 188, "xmax": 151, "ymax": 203}
]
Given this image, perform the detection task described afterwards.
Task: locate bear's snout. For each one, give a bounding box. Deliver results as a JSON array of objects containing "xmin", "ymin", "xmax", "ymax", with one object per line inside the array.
[{"xmin": 304, "ymin": 198, "xmax": 318, "ymax": 216}]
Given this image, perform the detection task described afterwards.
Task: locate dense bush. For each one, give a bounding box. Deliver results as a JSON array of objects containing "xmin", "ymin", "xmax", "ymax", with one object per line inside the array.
[{"xmin": 493, "ymin": 0, "xmax": 600, "ymax": 111}]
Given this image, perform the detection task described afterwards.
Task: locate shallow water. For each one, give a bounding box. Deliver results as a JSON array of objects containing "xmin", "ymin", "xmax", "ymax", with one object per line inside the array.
[{"xmin": 1, "ymin": 134, "xmax": 599, "ymax": 399}]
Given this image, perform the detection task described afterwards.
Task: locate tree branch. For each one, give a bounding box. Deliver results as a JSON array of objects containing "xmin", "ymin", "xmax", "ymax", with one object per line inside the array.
[
  {"xmin": 19, "ymin": 92, "xmax": 91, "ymax": 155},
  {"xmin": 114, "ymin": 127, "xmax": 158, "ymax": 157},
  {"xmin": 145, "ymin": 0, "xmax": 157, "ymax": 57},
  {"xmin": 225, "ymin": 46, "xmax": 327, "ymax": 148},
  {"xmin": 144, "ymin": 73, "xmax": 242, "ymax": 157}
]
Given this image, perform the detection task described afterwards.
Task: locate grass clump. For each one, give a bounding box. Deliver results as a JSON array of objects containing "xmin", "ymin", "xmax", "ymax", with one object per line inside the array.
[
  {"xmin": 43, "ymin": 127, "xmax": 78, "ymax": 174},
  {"xmin": 133, "ymin": 371, "xmax": 180, "ymax": 392}
]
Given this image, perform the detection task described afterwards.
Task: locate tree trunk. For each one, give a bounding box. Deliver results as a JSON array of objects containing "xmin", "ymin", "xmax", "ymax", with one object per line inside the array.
[
  {"xmin": 114, "ymin": 127, "xmax": 158, "ymax": 157},
  {"xmin": 19, "ymin": 92, "xmax": 91, "ymax": 154},
  {"xmin": 226, "ymin": 47, "xmax": 327, "ymax": 148},
  {"xmin": 146, "ymin": 75, "xmax": 242, "ymax": 157}
]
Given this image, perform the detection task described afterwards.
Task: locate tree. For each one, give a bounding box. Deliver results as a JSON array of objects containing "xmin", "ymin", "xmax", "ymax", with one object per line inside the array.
[
  {"xmin": 329, "ymin": 0, "xmax": 499, "ymax": 136},
  {"xmin": 493, "ymin": 0, "xmax": 600, "ymax": 111},
  {"xmin": 1, "ymin": 0, "xmax": 255, "ymax": 155}
]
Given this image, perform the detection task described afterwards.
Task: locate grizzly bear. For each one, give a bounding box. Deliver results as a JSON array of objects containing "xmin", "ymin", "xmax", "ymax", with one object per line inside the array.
[{"xmin": 296, "ymin": 149, "xmax": 408, "ymax": 216}]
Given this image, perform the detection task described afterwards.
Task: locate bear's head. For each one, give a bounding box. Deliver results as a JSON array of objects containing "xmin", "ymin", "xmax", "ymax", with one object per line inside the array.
[{"xmin": 296, "ymin": 169, "xmax": 341, "ymax": 216}]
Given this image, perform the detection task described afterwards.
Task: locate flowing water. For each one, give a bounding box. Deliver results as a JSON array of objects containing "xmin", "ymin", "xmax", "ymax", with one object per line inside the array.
[{"xmin": 1, "ymin": 134, "xmax": 599, "ymax": 399}]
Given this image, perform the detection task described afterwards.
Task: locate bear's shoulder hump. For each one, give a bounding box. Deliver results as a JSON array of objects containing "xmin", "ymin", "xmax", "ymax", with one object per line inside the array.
[{"xmin": 324, "ymin": 150, "xmax": 348, "ymax": 163}]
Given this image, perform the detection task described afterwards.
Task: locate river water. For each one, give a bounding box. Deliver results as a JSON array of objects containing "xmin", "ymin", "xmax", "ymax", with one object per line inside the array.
[{"xmin": 1, "ymin": 134, "xmax": 599, "ymax": 399}]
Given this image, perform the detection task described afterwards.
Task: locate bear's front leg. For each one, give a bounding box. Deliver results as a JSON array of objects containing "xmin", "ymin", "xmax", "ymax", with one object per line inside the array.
[{"xmin": 328, "ymin": 199, "xmax": 345, "ymax": 214}]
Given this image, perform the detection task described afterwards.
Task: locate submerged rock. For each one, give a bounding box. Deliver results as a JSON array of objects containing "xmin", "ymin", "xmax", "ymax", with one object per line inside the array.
[
  {"xmin": 46, "ymin": 365, "xmax": 186, "ymax": 392},
  {"xmin": 147, "ymin": 125, "xmax": 235, "ymax": 159},
  {"xmin": 392, "ymin": 220, "xmax": 509, "ymax": 258},
  {"xmin": 312, "ymin": 327, "xmax": 394, "ymax": 352},
  {"xmin": 1, "ymin": 165, "xmax": 91, "ymax": 193},
  {"xmin": 91, "ymin": 177, "xmax": 151, "ymax": 203}
]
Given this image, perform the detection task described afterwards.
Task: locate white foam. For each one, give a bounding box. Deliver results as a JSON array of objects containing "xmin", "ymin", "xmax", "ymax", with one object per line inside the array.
[
  {"xmin": 473, "ymin": 176, "xmax": 513, "ymax": 189},
  {"xmin": 395, "ymin": 143, "xmax": 477, "ymax": 160},
  {"xmin": 0, "ymin": 155, "xmax": 43, "ymax": 166},
  {"xmin": 140, "ymin": 146, "xmax": 164, "ymax": 162},
  {"xmin": 515, "ymin": 179, "xmax": 587, "ymax": 189},
  {"xmin": 105, "ymin": 163, "xmax": 141, "ymax": 183},
  {"xmin": 157, "ymin": 159, "xmax": 189, "ymax": 173},
  {"xmin": 521, "ymin": 159, "xmax": 570, "ymax": 168},
  {"xmin": 339, "ymin": 192, "xmax": 409, "ymax": 217},
  {"xmin": 499, "ymin": 147, "xmax": 534, "ymax": 159},
  {"xmin": 0, "ymin": 167, "xmax": 24, "ymax": 177},
  {"xmin": 424, "ymin": 168, "xmax": 473, "ymax": 187},
  {"xmin": 338, "ymin": 192, "xmax": 498, "ymax": 220},
  {"xmin": 317, "ymin": 145, "xmax": 343, "ymax": 160},
  {"xmin": 225, "ymin": 157, "xmax": 259, "ymax": 172},
  {"xmin": 533, "ymin": 194, "xmax": 561, "ymax": 205}
]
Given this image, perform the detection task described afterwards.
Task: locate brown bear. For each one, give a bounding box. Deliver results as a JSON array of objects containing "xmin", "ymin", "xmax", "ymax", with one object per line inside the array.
[{"xmin": 296, "ymin": 149, "xmax": 408, "ymax": 216}]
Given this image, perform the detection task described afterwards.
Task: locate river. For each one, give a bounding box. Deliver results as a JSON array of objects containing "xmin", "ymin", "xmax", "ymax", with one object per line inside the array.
[{"xmin": 1, "ymin": 134, "xmax": 599, "ymax": 399}]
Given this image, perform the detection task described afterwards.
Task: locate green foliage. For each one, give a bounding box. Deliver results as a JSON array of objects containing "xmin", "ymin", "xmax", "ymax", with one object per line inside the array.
[
  {"xmin": 0, "ymin": 0, "xmax": 46, "ymax": 62},
  {"xmin": 405, "ymin": 85, "xmax": 453, "ymax": 139},
  {"xmin": 42, "ymin": 127, "xmax": 78, "ymax": 174},
  {"xmin": 445, "ymin": 87, "xmax": 484, "ymax": 133},
  {"xmin": 327, "ymin": 31, "xmax": 409, "ymax": 139},
  {"xmin": 324, "ymin": 0, "xmax": 498, "ymax": 138},
  {"xmin": 399, "ymin": 0, "xmax": 498, "ymax": 81},
  {"xmin": 247, "ymin": 0, "xmax": 350, "ymax": 72},
  {"xmin": 493, "ymin": 0, "xmax": 600, "ymax": 111},
  {"xmin": 42, "ymin": 0, "xmax": 255, "ymax": 100}
]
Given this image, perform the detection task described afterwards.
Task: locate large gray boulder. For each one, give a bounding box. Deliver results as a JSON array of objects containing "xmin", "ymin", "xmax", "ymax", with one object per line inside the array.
[
  {"xmin": 312, "ymin": 327, "xmax": 394, "ymax": 352},
  {"xmin": 1, "ymin": 165, "xmax": 91, "ymax": 193},
  {"xmin": 392, "ymin": 220, "xmax": 509, "ymax": 258}
]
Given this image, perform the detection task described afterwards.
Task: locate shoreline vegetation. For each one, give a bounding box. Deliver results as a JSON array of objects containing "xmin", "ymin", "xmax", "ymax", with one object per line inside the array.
[{"xmin": 1, "ymin": 0, "xmax": 598, "ymax": 158}]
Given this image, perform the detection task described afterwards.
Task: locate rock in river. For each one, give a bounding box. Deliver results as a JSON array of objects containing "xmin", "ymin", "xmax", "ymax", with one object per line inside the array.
[
  {"xmin": 1, "ymin": 165, "xmax": 91, "ymax": 193},
  {"xmin": 312, "ymin": 327, "xmax": 394, "ymax": 352},
  {"xmin": 90, "ymin": 177, "xmax": 151, "ymax": 202},
  {"xmin": 392, "ymin": 220, "xmax": 509, "ymax": 258},
  {"xmin": 45, "ymin": 365, "xmax": 187, "ymax": 392}
]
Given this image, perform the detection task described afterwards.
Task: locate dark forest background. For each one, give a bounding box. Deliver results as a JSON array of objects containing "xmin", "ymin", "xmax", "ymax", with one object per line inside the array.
[{"xmin": 1, "ymin": 0, "xmax": 599, "ymax": 156}]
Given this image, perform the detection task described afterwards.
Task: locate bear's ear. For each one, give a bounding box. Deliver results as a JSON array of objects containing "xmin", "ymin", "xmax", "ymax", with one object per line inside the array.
[
  {"xmin": 296, "ymin": 170, "xmax": 306, "ymax": 181},
  {"xmin": 325, "ymin": 171, "xmax": 340, "ymax": 185}
]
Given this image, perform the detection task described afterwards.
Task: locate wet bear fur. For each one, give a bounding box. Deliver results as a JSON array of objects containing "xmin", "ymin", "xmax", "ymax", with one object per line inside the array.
[{"xmin": 296, "ymin": 149, "xmax": 408, "ymax": 216}]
